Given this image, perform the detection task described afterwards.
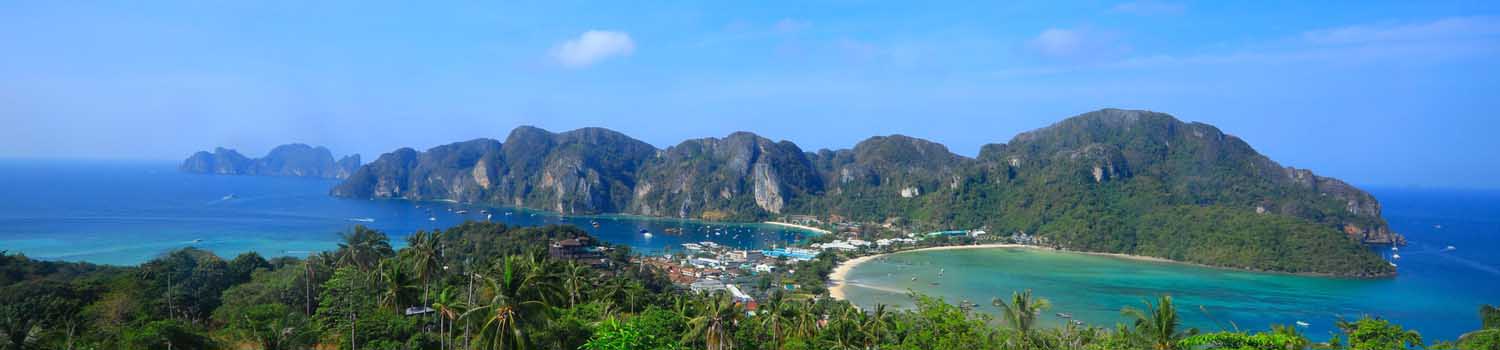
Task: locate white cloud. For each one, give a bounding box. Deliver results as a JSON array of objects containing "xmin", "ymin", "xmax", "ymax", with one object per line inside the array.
[
  {"xmin": 1030, "ymin": 28, "xmax": 1084, "ymax": 57},
  {"xmin": 1303, "ymin": 16, "xmax": 1500, "ymax": 45},
  {"xmin": 1111, "ymin": 1, "xmax": 1185, "ymax": 16},
  {"xmin": 552, "ymin": 30, "xmax": 636, "ymax": 68},
  {"xmin": 1028, "ymin": 28, "xmax": 1128, "ymax": 59}
]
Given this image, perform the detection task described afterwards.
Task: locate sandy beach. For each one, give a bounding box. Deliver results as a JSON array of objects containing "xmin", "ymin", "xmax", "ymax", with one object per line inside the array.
[{"xmin": 826, "ymin": 243, "xmax": 1182, "ymax": 300}]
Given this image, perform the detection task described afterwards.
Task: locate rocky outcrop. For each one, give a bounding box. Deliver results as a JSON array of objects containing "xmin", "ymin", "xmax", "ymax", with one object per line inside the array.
[
  {"xmin": 331, "ymin": 110, "xmax": 1405, "ymax": 275},
  {"xmin": 180, "ymin": 144, "xmax": 360, "ymax": 179}
]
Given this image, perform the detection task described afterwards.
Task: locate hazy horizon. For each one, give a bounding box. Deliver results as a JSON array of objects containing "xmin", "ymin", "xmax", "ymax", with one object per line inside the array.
[{"xmin": 2, "ymin": 2, "xmax": 1498, "ymax": 188}]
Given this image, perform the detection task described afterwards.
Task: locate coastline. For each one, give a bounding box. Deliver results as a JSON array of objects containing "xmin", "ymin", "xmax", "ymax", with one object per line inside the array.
[
  {"xmin": 762, "ymin": 221, "xmax": 832, "ymax": 234},
  {"xmin": 825, "ymin": 243, "xmax": 1363, "ymax": 301}
]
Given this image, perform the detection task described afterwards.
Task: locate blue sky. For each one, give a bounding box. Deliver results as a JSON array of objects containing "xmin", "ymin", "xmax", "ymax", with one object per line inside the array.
[{"xmin": 1, "ymin": 1, "xmax": 1498, "ymax": 188}]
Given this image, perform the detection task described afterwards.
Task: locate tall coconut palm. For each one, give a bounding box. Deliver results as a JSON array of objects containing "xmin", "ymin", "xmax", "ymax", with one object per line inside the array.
[
  {"xmin": 1122, "ymin": 295, "xmax": 1194, "ymax": 350},
  {"xmin": 755, "ymin": 291, "xmax": 792, "ymax": 348},
  {"xmin": 560, "ymin": 261, "xmax": 591, "ymax": 308},
  {"xmin": 821, "ymin": 305, "xmax": 865, "ymax": 350},
  {"xmin": 462, "ymin": 256, "xmax": 559, "ymax": 350},
  {"xmin": 622, "ymin": 280, "xmax": 649, "ymax": 314},
  {"xmin": 377, "ymin": 258, "xmax": 419, "ymax": 312},
  {"xmin": 432, "ymin": 286, "xmax": 464, "ymax": 350},
  {"xmin": 994, "ymin": 289, "xmax": 1051, "ymax": 349},
  {"xmin": 863, "ymin": 304, "xmax": 893, "ymax": 347},
  {"xmin": 336, "ymin": 225, "xmax": 393, "ymax": 273},
  {"xmin": 685, "ymin": 292, "xmax": 743, "ymax": 350},
  {"xmin": 403, "ymin": 230, "xmax": 443, "ymax": 306}
]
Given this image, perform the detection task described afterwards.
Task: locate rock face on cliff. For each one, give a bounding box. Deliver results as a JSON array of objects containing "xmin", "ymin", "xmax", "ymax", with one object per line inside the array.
[
  {"xmin": 180, "ymin": 144, "xmax": 361, "ymax": 179},
  {"xmin": 332, "ymin": 110, "xmax": 1403, "ymax": 276}
]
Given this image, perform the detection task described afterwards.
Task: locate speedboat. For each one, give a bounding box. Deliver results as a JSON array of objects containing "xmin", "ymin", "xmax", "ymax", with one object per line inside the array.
[
  {"xmin": 643, "ymin": 232, "xmax": 653, "ymax": 238},
  {"xmin": 1057, "ymin": 312, "xmax": 1073, "ymax": 319},
  {"xmin": 1392, "ymin": 254, "xmax": 1401, "ymax": 259},
  {"xmin": 1444, "ymin": 245, "xmax": 1457, "ymax": 251},
  {"xmin": 1296, "ymin": 321, "xmax": 1310, "ymax": 327},
  {"xmin": 428, "ymin": 216, "xmax": 437, "ymax": 221}
]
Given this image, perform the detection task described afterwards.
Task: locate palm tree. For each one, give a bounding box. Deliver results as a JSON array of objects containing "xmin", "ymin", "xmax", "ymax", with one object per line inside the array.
[
  {"xmin": 622, "ymin": 280, "xmax": 649, "ymax": 314},
  {"xmin": 461, "ymin": 256, "xmax": 559, "ymax": 350},
  {"xmin": 377, "ymin": 258, "xmax": 419, "ymax": 312},
  {"xmin": 1122, "ymin": 295, "xmax": 1194, "ymax": 350},
  {"xmin": 336, "ymin": 225, "xmax": 393, "ymax": 273},
  {"xmin": 863, "ymin": 304, "xmax": 893, "ymax": 347},
  {"xmin": 432, "ymin": 286, "xmax": 464, "ymax": 350},
  {"xmin": 685, "ymin": 292, "xmax": 743, "ymax": 350},
  {"xmin": 403, "ymin": 230, "xmax": 443, "ymax": 306},
  {"xmin": 821, "ymin": 305, "xmax": 865, "ymax": 350},
  {"xmin": 560, "ymin": 261, "xmax": 591, "ymax": 308},
  {"xmin": 994, "ymin": 289, "xmax": 1051, "ymax": 349},
  {"xmin": 1268, "ymin": 324, "xmax": 1310, "ymax": 350},
  {"xmin": 755, "ymin": 291, "xmax": 792, "ymax": 348}
]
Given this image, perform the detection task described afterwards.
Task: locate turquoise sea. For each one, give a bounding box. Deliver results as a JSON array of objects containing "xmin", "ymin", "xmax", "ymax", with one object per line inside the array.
[
  {"xmin": 0, "ymin": 160, "xmax": 808, "ymax": 265},
  {"xmin": 840, "ymin": 188, "xmax": 1500, "ymax": 341},
  {"xmin": 3, "ymin": 160, "xmax": 1496, "ymax": 341}
]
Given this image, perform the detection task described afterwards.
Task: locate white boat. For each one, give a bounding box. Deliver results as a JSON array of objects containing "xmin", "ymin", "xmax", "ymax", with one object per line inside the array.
[
  {"xmin": 1392, "ymin": 246, "xmax": 1399, "ymax": 251},
  {"xmin": 1296, "ymin": 321, "xmax": 1310, "ymax": 327},
  {"xmin": 428, "ymin": 216, "xmax": 437, "ymax": 221},
  {"xmin": 347, "ymin": 217, "xmax": 376, "ymax": 223},
  {"xmin": 1392, "ymin": 254, "xmax": 1401, "ymax": 259},
  {"xmin": 1444, "ymin": 245, "xmax": 1457, "ymax": 251},
  {"xmin": 1389, "ymin": 262, "xmax": 1398, "ymax": 267},
  {"xmin": 643, "ymin": 233, "xmax": 653, "ymax": 238}
]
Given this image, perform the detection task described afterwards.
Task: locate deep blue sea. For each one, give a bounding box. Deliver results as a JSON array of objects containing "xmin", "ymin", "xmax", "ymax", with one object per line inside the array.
[{"xmin": 0, "ymin": 160, "xmax": 807, "ymax": 265}]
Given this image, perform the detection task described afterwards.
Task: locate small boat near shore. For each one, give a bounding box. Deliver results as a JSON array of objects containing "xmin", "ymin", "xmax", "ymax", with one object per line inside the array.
[{"xmin": 1296, "ymin": 321, "xmax": 1310, "ymax": 327}]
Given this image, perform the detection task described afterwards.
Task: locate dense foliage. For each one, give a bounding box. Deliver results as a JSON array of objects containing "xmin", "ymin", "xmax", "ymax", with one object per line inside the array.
[{"xmin": 2, "ymin": 222, "xmax": 1475, "ymax": 349}]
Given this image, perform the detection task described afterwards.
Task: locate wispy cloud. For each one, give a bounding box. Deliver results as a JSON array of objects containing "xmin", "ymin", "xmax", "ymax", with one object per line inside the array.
[
  {"xmin": 552, "ymin": 30, "xmax": 636, "ymax": 68},
  {"xmin": 1026, "ymin": 28, "xmax": 1129, "ymax": 59},
  {"xmin": 1302, "ymin": 16, "xmax": 1500, "ymax": 45},
  {"xmin": 999, "ymin": 16, "xmax": 1499, "ymax": 77},
  {"xmin": 1111, "ymin": 1, "xmax": 1185, "ymax": 16}
]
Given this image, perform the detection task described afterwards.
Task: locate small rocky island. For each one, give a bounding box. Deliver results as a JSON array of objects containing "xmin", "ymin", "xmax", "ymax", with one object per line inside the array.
[{"xmin": 180, "ymin": 143, "xmax": 361, "ymax": 179}]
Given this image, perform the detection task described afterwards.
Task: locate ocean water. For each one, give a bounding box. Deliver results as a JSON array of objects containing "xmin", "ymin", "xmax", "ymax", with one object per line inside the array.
[
  {"xmin": 0, "ymin": 160, "xmax": 807, "ymax": 265},
  {"xmin": 841, "ymin": 188, "xmax": 1500, "ymax": 341}
]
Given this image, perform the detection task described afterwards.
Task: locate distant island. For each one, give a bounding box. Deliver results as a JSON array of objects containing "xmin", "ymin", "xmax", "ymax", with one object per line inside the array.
[
  {"xmin": 181, "ymin": 143, "xmax": 361, "ymax": 179},
  {"xmin": 330, "ymin": 109, "xmax": 1402, "ymax": 277}
]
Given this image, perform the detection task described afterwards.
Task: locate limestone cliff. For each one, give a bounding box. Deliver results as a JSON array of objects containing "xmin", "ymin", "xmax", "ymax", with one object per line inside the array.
[{"xmin": 180, "ymin": 144, "xmax": 360, "ymax": 179}]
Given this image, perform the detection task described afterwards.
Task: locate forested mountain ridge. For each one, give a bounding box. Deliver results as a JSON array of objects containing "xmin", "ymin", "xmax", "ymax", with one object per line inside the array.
[
  {"xmin": 180, "ymin": 143, "xmax": 361, "ymax": 179},
  {"xmin": 332, "ymin": 109, "xmax": 1402, "ymax": 276}
]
